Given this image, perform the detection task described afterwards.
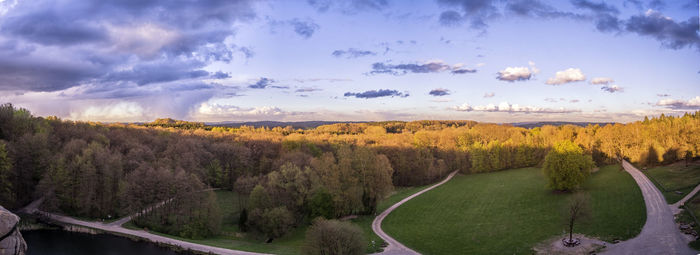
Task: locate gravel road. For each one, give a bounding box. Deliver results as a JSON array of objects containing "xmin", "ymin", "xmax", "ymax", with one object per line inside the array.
[{"xmin": 601, "ymin": 160, "xmax": 695, "ymax": 255}]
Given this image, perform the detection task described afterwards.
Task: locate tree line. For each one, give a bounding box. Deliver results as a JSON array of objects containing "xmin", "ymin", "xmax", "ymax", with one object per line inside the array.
[{"xmin": 0, "ymin": 103, "xmax": 698, "ymax": 239}]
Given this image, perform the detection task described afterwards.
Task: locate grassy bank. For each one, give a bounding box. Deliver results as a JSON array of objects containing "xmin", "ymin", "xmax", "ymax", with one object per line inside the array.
[
  {"xmin": 382, "ymin": 165, "xmax": 645, "ymax": 254},
  {"xmin": 644, "ymin": 160, "xmax": 700, "ymax": 204}
]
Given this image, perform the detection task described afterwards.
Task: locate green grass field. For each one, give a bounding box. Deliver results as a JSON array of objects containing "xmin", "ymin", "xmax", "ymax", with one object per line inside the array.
[
  {"xmin": 644, "ymin": 160, "xmax": 700, "ymax": 204},
  {"xmin": 382, "ymin": 166, "xmax": 646, "ymax": 255}
]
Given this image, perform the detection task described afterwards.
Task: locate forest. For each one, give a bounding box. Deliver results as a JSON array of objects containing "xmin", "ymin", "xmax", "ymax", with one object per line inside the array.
[{"xmin": 0, "ymin": 103, "xmax": 698, "ymax": 239}]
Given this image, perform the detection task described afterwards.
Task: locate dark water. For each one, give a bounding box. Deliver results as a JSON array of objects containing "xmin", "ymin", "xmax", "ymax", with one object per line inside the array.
[{"xmin": 22, "ymin": 229, "xmax": 191, "ymax": 255}]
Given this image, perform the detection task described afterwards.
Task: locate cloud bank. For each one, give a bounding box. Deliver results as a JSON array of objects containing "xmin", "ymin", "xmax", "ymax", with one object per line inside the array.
[
  {"xmin": 453, "ymin": 101, "xmax": 581, "ymax": 113},
  {"xmin": 344, "ymin": 89, "xmax": 409, "ymax": 98}
]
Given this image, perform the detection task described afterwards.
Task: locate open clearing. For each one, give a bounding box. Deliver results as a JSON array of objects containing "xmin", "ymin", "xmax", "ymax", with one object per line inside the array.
[
  {"xmin": 644, "ymin": 160, "xmax": 700, "ymax": 204},
  {"xmin": 382, "ymin": 166, "xmax": 646, "ymax": 254}
]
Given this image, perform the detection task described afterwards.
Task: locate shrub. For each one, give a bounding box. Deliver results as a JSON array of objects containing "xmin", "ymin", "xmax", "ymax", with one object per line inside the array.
[
  {"xmin": 249, "ymin": 206, "xmax": 295, "ymax": 239},
  {"xmin": 303, "ymin": 218, "xmax": 365, "ymax": 255}
]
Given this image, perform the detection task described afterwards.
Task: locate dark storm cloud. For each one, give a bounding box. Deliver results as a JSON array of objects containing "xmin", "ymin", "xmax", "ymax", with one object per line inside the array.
[
  {"xmin": 249, "ymin": 78, "xmax": 275, "ymax": 89},
  {"xmin": 506, "ymin": 0, "xmax": 582, "ymax": 19},
  {"xmin": 429, "ymin": 88, "xmax": 451, "ymax": 96},
  {"xmin": 344, "ymin": 89, "xmax": 409, "ymax": 98},
  {"xmin": 102, "ymin": 61, "xmax": 213, "ymax": 86},
  {"xmin": 439, "ymin": 10, "xmax": 464, "ymax": 26},
  {"xmin": 624, "ymin": 11, "xmax": 700, "ymax": 50},
  {"xmin": 436, "ymin": 0, "xmax": 697, "ymax": 51},
  {"xmin": 451, "ymin": 68, "xmax": 477, "ymax": 74},
  {"xmin": 332, "ymin": 48, "xmax": 377, "ymax": 58},
  {"xmin": 0, "ymin": 0, "xmax": 256, "ymax": 92},
  {"xmin": 2, "ymin": 12, "xmax": 108, "ymax": 46},
  {"xmin": 570, "ymin": 0, "xmax": 621, "ymax": 32},
  {"xmin": 437, "ymin": 0, "xmax": 499, "ymax": 29},
  {"xmin": 0, "ymin": 57, "xmax": 100, "ymax": 91},
  {"xmin": 308, "ymin": 0, "xmax": 389, "ymax": 14},
  {"xmin": 211, "ymin": 71, "xmax": 231, "ymax": 79},
  {"xmin": 571, "ymin": 0, "xmax": 619, "ymax": 15},
  {"xmin": 289, "ymin": 19, "xmax": 320, "ymax": 38},
  {"xmin": 370, "ymin": 61, "xmax": 475, "ymax": 75}
]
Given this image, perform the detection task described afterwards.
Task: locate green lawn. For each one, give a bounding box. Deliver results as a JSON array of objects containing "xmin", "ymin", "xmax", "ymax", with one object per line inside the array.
[
  {"xmin": 382, "ymin": 166, "xmax": 646, "ymax": 255},
  {"xmin": 644, "ymin": 160, "xmax": 700, "ymax": 204}
]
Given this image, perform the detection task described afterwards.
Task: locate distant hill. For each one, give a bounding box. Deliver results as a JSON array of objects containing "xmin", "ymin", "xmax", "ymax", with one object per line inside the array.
[
  {"xmin": 206, "ymin": 120, "xmax": 615, "ymax": 130},
  {"xmin": 509, "ymin": 121, "xmax": 615, "ymax": 129},
  {"xmin": 208, "ymin": 121, "xmax": 367, "ymax": 129}
]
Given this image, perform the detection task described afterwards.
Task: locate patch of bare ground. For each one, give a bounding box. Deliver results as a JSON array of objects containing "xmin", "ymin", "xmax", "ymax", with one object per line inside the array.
[{"xmin": 533, "ymin": 234, "xmax": 609, "ymax": 255}]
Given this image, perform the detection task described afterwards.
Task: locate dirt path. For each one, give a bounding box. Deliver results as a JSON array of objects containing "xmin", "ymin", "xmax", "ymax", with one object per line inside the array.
[
  {"xmin": 372, "ymin": 170, "xmax": 458, "ymax": 255},
  {"xmin": 601, "ymin": 160, "xmax": 695, "ymax": 255}
]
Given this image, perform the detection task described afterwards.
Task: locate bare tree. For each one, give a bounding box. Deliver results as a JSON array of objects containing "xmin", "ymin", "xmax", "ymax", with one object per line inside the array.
[{"xmin": 564, "ymin": 192, "xmax": 591, "ymax": 246}]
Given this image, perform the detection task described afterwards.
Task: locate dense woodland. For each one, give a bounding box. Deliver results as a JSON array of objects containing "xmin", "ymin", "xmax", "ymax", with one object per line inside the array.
[{"xmin": 0, "ymin": 103, "xmax": 698, "ymax": 239}]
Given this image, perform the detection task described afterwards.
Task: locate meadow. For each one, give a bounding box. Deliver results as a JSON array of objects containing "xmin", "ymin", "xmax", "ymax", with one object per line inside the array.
[
  {"xmin": 382, "ymin": 165, "xmax": 646, "ymax": 254},
  {"xmin": 644, "ymin": 160, "xmax": 700, "ymax": 203}
]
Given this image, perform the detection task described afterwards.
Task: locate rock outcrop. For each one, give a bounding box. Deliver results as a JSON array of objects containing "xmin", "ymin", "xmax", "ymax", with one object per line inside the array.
[{"xmin": 0, "ymin": 206, "xmax": 26, "ymax": 255}]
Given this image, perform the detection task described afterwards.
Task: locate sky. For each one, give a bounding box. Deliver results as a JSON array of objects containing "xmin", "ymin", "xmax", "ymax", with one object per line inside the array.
[{"xmin": 0, "ymin": 0, "xmax": 698, "ymax": 123}]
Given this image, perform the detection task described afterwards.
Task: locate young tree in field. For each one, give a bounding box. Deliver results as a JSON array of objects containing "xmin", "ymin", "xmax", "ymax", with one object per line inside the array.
[
  {"xmin": 304, "ymin": 218, "xmax": 365, "ymax": 255},
  {"xmin": 563, "ymin": 192, "xmax": 590, "ymax": 246},
  {"xmin": 543, "ymin": 141, "xmax": 595, "ymax": 191}
]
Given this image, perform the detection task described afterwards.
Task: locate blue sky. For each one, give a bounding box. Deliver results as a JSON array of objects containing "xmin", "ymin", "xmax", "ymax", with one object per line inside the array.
[{"xmin": 0, "ymin": 0, "xmax": 698, "ymax": 123}]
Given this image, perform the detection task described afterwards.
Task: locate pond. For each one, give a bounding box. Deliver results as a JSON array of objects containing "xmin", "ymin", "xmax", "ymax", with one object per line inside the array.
[{"xmin": 22, "ymin": 229, "xmax": 192, "ymax": 255}]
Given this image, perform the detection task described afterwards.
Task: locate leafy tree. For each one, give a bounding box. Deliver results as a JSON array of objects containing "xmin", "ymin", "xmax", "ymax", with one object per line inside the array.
[
  {"xmin": 303, "ymin": 218, "xmax": 365, "ymax": 255},
  {"xmin": 309, "ymin": 188, "xmax": 334, "ymax": 219},
  {"xmin": 543, "ymin": 141, "xmax": 595, "ymax": 191},
  {"xmin": 0, "ymin": 141, "xmax": 13, "ymax": 205},
  {"xmin": 249, "ymin": 184, "xmax": 272, "ymax": 210},
  {"xmin": 249, "ymin": 206, "xmax": 295, "ymax": 239}
]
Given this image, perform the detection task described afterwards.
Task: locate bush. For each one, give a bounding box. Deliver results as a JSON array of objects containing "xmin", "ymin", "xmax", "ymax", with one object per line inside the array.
[
  {"xmin": 249, "ymin": 206, "xmax": 295, "ymax": 239},
  {"xmin": 304, "ymin": 218, "xmax": 365, "ymax": 255},
  {"xmin": 543, "ymin": 141, "xmax": 595, "ymax": 191}
]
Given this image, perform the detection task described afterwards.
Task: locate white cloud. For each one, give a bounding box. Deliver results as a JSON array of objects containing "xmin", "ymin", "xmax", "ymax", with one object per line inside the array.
[
  {"xmin": 601, "ymin": 85, "xmax": 624, "ymax": 93},
  {"xmin": 590, "ymin": 77, "xmax": 614, "ymax": 85},
  {"xmin": 496, "ymin": 61, "xmax": 539, "ymax": 82},
  {"xmin": 68, "ymin": 101, "xmax": 147, "ymax": 122},
  {"xmin": 452, "ymin": 101, "xmax": 580, "ymax": 113},
  {"xmin": 656, "ymin": 96, "xmax": 700, "ymax": 109},
  {"xmin": 497, "ymin": 67, "xmax": 533, "ymax": 81},
  {"xmin": 483, "ymin": 92, "xmax": 495, "ymax": 98},
  {"xmin": 546, "ymin": 68, "xmax": 586, "ymax": 85},
  {"xmin": 193, "ymin": 103, "xmax": 298, "ymax": 121}
]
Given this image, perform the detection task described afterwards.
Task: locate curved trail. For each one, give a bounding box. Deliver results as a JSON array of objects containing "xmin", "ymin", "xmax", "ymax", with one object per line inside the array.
[
  {"xmin": 372, "ymin": 171, "xmax": 458, "ymax": 255},
  {"xmin": 602, "ymin": 160, "xmax": 694, "ymax": 255},
  {"xmin": 20, "ymin": 189, "xmax": 268, "ymax": 255}
]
